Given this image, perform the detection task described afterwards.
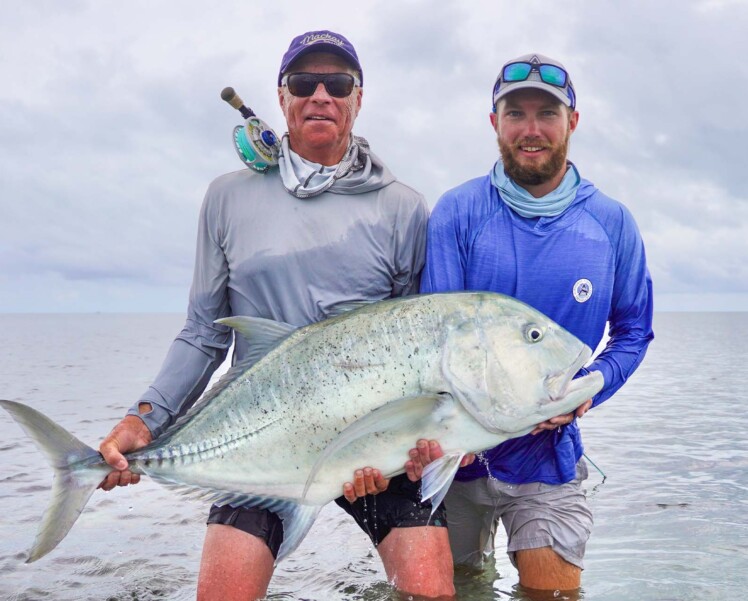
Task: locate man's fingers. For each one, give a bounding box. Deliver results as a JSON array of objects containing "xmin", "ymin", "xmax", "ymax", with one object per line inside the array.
[
  {"xmin": 100, "ymin": 442, "xmax": 128, "ymax": 472},
  {"xmin": 362, "ymin": 468, "xmax": 376, "ymax": 494},
  {"xmin": 343, "ymin": 468, "xmax": 390, "ymax": 502},
  {"xmin": 98, "ymin": 472, "xmax": 116, "ymax": 491},
  {"xmin": 353, "ymin": 470, "xmax": 366, "ymax": 498},
  {"xmin": 416, "ymin": 439, "xmax": 431, "ymax": 466},
  {"xmin": 343, "ymin": 482, "xmax": 356, "ymax": 503},
  {"xmin": 407, "ymin": 449, "xmax": 423, "ymax": 480},
  {"xmin": 461, "ymin": 453, "xmax": 476, "ymax": 467},
  {"xmin": 371, "ymin": 469, "xmax": 389, "ymax": 493},
  {"xmin": 97, "ymin": 469, "xmax": 140, "ymax": 491},
  {"xmin": 428, "ymin": 440, "xmax": 444, "ymax": 461},
  {"xmin": 532, "ymin": 410, "xmax": 579, "ymax": 435},
  {"xmin": 361, "ymin": 468, "xmax": 389, "ymax": 494},
  {"xmin": 576, "ymin": 399, "xmax": 593, "ymax": 418},
  {"xmin": 405, "ymin": 460, "xmax": 419, "ymax": 482}
]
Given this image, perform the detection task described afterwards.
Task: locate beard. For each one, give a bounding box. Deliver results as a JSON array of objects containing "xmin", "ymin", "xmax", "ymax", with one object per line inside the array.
[{"xmin": 498, "ymin": 130, "xmax": 570, "ymax": 187}]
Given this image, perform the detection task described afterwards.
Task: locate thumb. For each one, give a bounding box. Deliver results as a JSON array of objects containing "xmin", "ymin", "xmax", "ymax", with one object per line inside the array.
[{"xmin": 100, "ymin": 440, "xmax": 128, "ymax": 471}]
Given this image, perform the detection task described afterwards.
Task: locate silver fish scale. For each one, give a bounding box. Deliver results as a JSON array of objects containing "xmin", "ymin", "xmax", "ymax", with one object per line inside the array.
[
  {"xmin": 1, "ymin": 292, "xmax": 606, "ymax": 564},
  {"xmin": 134, "ymin": 296, "xmax": 459, "ymax": 495}
]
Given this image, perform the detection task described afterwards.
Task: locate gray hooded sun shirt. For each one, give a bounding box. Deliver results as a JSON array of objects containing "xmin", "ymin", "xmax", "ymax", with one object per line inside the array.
[{"xmin": 129, "ymin": 138, "xmax": 428, "ymax": 438}]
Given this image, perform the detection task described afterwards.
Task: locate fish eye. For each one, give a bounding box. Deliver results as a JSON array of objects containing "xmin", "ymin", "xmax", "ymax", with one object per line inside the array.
[{"xmin": 525, "ymin": 325, "xmax": 544, "ymax": 343}]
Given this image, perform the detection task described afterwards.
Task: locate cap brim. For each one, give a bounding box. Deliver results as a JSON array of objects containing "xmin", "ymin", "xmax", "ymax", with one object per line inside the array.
[
  {"xmin": 494, "ymin": 81, "xmax": 571, "ymax": 107},
  {"xmin": 279, "ymin": 45, "xmax": 362, "ymax": 85}
]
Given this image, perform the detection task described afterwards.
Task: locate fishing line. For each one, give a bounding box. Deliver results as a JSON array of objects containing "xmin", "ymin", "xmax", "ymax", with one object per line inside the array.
[{"xmin": 583, "ymin": 452, "xmax": 606, "ymax": 482}]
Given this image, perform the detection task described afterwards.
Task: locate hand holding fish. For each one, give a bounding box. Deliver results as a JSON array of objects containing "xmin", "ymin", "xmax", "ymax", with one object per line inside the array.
[
  {"xmin": 0, "ymin": 292, "xmax": 605, "ymax": 563},
  {"xmin": 530, "ymin": 398, "xmax": 593, "ymax": 435},
  {"xmin": 342, "ymin": 467, "xmax": 390, "ymax": 503},
  {"xmin": 342, "ymin": 439, "xmax": 478, "ymax": 503},
  {"xmin": 98, "ymin": 412, "xmax": 153, "ymax": 490},
  {"xmin": 405, "ymin": 440, "xmax": 476, "ymax": 482}
]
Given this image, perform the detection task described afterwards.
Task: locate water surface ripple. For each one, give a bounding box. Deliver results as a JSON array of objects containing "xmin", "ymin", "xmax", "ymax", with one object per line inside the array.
[{"xmin": 0, "ymin": 312, "xmax": 745, "ymax": 599}]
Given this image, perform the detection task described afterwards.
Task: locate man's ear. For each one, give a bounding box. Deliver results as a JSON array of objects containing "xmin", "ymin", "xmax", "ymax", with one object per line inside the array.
[
  {"xmin": 354, "ymin": 87, "xmax": 363, "ymax": 117},
  {"xmin": 489, "ymin": 110, "xmax": 498, "ymax": 131},
  {"xmin": 569, "ymin": 109, "xmax": 580, "ymax": 134}
]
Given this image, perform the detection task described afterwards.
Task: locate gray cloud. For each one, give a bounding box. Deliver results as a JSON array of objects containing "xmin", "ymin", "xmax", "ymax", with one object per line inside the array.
[{"xmin": 1, "ymin": 0, "xmax": 746, "ymax": 312}]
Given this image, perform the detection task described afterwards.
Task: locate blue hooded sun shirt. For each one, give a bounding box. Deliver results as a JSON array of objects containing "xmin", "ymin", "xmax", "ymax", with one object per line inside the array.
[{"xmin": 421, "ymin": 168, "xmax": 654, "ymax": 485}]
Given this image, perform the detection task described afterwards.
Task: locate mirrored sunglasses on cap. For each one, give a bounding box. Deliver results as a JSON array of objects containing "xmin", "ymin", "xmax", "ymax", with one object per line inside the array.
[
  {"xmin": 502, "ymin": 61, "xmax": 569, "ymax": 87},
  {"xmin": 281, "ymin": 72, "xmax": 360, "ymax": 98},
  {"xmin": 495, "ymin": 61, "xmax": 575, "ymax": 108}
]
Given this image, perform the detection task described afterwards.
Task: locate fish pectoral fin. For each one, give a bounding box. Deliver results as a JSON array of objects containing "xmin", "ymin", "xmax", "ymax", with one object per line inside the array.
[
  {"xmin": 215, "ymin": 315, "xmax": 298, "ymax": 366},
  {"xmin": 421, "ymin": 451, "xmax": 465, "ymax": 512},
  {"xmin": 303, "ymin": 393, "xmax": 452, "ymax": 499}
]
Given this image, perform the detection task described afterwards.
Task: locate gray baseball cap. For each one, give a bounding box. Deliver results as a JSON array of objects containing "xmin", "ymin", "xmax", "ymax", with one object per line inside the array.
[{"xmin": 492, "ymin": 53, "xmax": 576, "ymax": 109}]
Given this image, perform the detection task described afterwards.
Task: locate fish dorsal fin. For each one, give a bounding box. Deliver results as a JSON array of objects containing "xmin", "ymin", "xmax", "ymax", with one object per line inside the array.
[
  {"xmin": 302, "ymin": 393, "xmax": 453, "ymax": 498},
  {"xmin": 215, "ymin": 315, "xmax": 298, "ymax": 366},
  {"xmin": 161, "ymin": 317, "xmax": 298, "ymax": 438},
  {"xmin": 144, "ymin": 473, "xmax": 321, "ymax": 563}
]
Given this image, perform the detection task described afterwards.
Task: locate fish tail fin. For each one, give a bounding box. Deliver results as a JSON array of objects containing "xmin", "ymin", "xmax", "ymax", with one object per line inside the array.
[{"xmin": 0, "ymin": 400, "xmax": 105, "ymax": 562}]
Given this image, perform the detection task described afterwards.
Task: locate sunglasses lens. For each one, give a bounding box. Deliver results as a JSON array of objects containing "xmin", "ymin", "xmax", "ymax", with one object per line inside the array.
[
  {"xmin": 503, "ymin": 62, "xmax": 532, "ymax": 82},
  {"xmin": 286, "ymin": 73, "xmax": 355, "ymax": 98},
  {"xmin": 538, "ymin": 65, "xmax": 567, "ymax": 87},
  {"xmin": 324, "ymin": 74, "xmax": 355, "ymax": 97},
  {"xmin": 286, "ymin": 74, "xmax": 317, "ymax": 97}
]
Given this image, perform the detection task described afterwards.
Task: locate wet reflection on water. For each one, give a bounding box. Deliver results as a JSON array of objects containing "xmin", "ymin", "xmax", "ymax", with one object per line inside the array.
[{"xmin": 1, "ymin": 312, "xmax": 747, "ymax": 600}]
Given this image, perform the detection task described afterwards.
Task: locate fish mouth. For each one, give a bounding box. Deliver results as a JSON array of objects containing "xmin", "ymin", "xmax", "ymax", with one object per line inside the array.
[
  {"xmin": 538, "ymin": 345, "xmax": 604, "ymax": 418},
  {"xmin": 543, "ymin": 346, "xmax": 593, "ymax": 404}
]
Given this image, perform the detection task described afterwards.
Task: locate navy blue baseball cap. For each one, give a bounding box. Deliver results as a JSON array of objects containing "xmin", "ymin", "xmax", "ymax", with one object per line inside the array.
[{"xmin": 278, "ymin": 30, "xmax": 363, "ymax": 86}]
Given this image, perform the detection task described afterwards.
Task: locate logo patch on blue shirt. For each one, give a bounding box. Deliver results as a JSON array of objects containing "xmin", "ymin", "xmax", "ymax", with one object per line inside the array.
[{"xmin": 573, "ymin": 279, "xmax": 593, "ymax": 303}]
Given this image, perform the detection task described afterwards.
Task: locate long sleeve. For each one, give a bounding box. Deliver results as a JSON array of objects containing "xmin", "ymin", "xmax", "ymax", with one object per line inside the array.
[
  {"xmin": 585, "ymin": 205, "xmax": 654, "ymax": 407},
  {"xmin": 420, "ymin": 193, "xmax": 469, "ymax": 294},
  {"xmin": 391, "ymin": 191, "xmax": 429, "ymax": 298},
  {"xmin": 127, "ymin": 188, "xmax": 233, "ymax": 439}
]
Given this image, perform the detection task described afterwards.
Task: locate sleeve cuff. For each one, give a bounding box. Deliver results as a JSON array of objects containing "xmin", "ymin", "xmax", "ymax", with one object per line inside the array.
[{"xmin": 126, "ymin": 398, "xmax": 173, "ymax": 439}]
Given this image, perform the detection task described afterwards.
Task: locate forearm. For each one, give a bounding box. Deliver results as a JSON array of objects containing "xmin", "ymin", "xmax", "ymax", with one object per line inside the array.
[{"xmin": 128, "ymin": 326, "xmax": 231, "ymax": 438}]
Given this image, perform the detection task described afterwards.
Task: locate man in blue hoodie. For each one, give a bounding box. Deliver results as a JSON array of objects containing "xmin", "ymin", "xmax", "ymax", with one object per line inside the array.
[{"xmin": 417, "ymin": 53, "xmax": 654, "ymax": 593}]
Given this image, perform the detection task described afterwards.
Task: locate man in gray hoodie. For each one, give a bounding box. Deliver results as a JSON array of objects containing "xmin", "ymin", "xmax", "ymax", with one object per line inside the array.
[{"xmin": 96, "ymin": 31, "xmax": 455, "ymax": 600}]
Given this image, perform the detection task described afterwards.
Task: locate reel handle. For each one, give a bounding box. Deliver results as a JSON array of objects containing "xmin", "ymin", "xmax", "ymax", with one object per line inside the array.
[{"xmin": 221, "ymin": 87, "xmax": 281, "ymax": 173}]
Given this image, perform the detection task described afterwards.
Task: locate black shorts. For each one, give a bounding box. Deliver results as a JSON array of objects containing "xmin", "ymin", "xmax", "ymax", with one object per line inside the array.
[
  {"xmin": 334, "ymin": 474, "xmax": 447, "ymax": 546},
  {"xmin": 207, "ymin": 504, "xmax": 285, "ymax": 559},
  {"xmin": 207, "ymin": 475, "xmax": 447, "ymax": 556}
]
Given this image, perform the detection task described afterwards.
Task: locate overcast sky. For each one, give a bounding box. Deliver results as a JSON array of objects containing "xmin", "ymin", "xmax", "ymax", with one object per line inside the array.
[{"xmin": 1, "ymin": 0, "xmax": 746, "ymax": 313}]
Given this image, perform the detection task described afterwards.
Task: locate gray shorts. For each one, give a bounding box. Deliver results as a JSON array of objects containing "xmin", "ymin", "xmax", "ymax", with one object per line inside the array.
[{"xmin": 444, "ymin": 459, "xmax": 592, "ymax": 570}]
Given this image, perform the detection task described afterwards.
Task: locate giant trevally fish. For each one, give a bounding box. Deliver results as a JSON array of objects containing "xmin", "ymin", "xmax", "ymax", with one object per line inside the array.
[{"xmin": 0, "ymin": 292, "xmax": 603, "ymax": 563}]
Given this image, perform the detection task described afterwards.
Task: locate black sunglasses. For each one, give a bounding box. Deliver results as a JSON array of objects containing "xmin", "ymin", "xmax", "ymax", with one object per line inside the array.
[{"xmin": 282, "ymin": 72, "xmax": 359, "ymax": 98}]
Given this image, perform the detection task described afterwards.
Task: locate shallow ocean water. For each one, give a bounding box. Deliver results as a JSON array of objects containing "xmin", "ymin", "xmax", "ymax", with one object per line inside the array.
[{"xmin": 0, "ymin": 311, "xmax": 746, "ymax": 600}]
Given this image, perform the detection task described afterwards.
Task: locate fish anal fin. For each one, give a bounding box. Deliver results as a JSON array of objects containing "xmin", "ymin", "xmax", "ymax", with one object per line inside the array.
[
  {"xmin": 145, "ymin": 474, "xmax": 321, "ymax": 563},
  {"xmin": 272, "ymin": 503, "xmax": 321, "ymax": 563}
]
